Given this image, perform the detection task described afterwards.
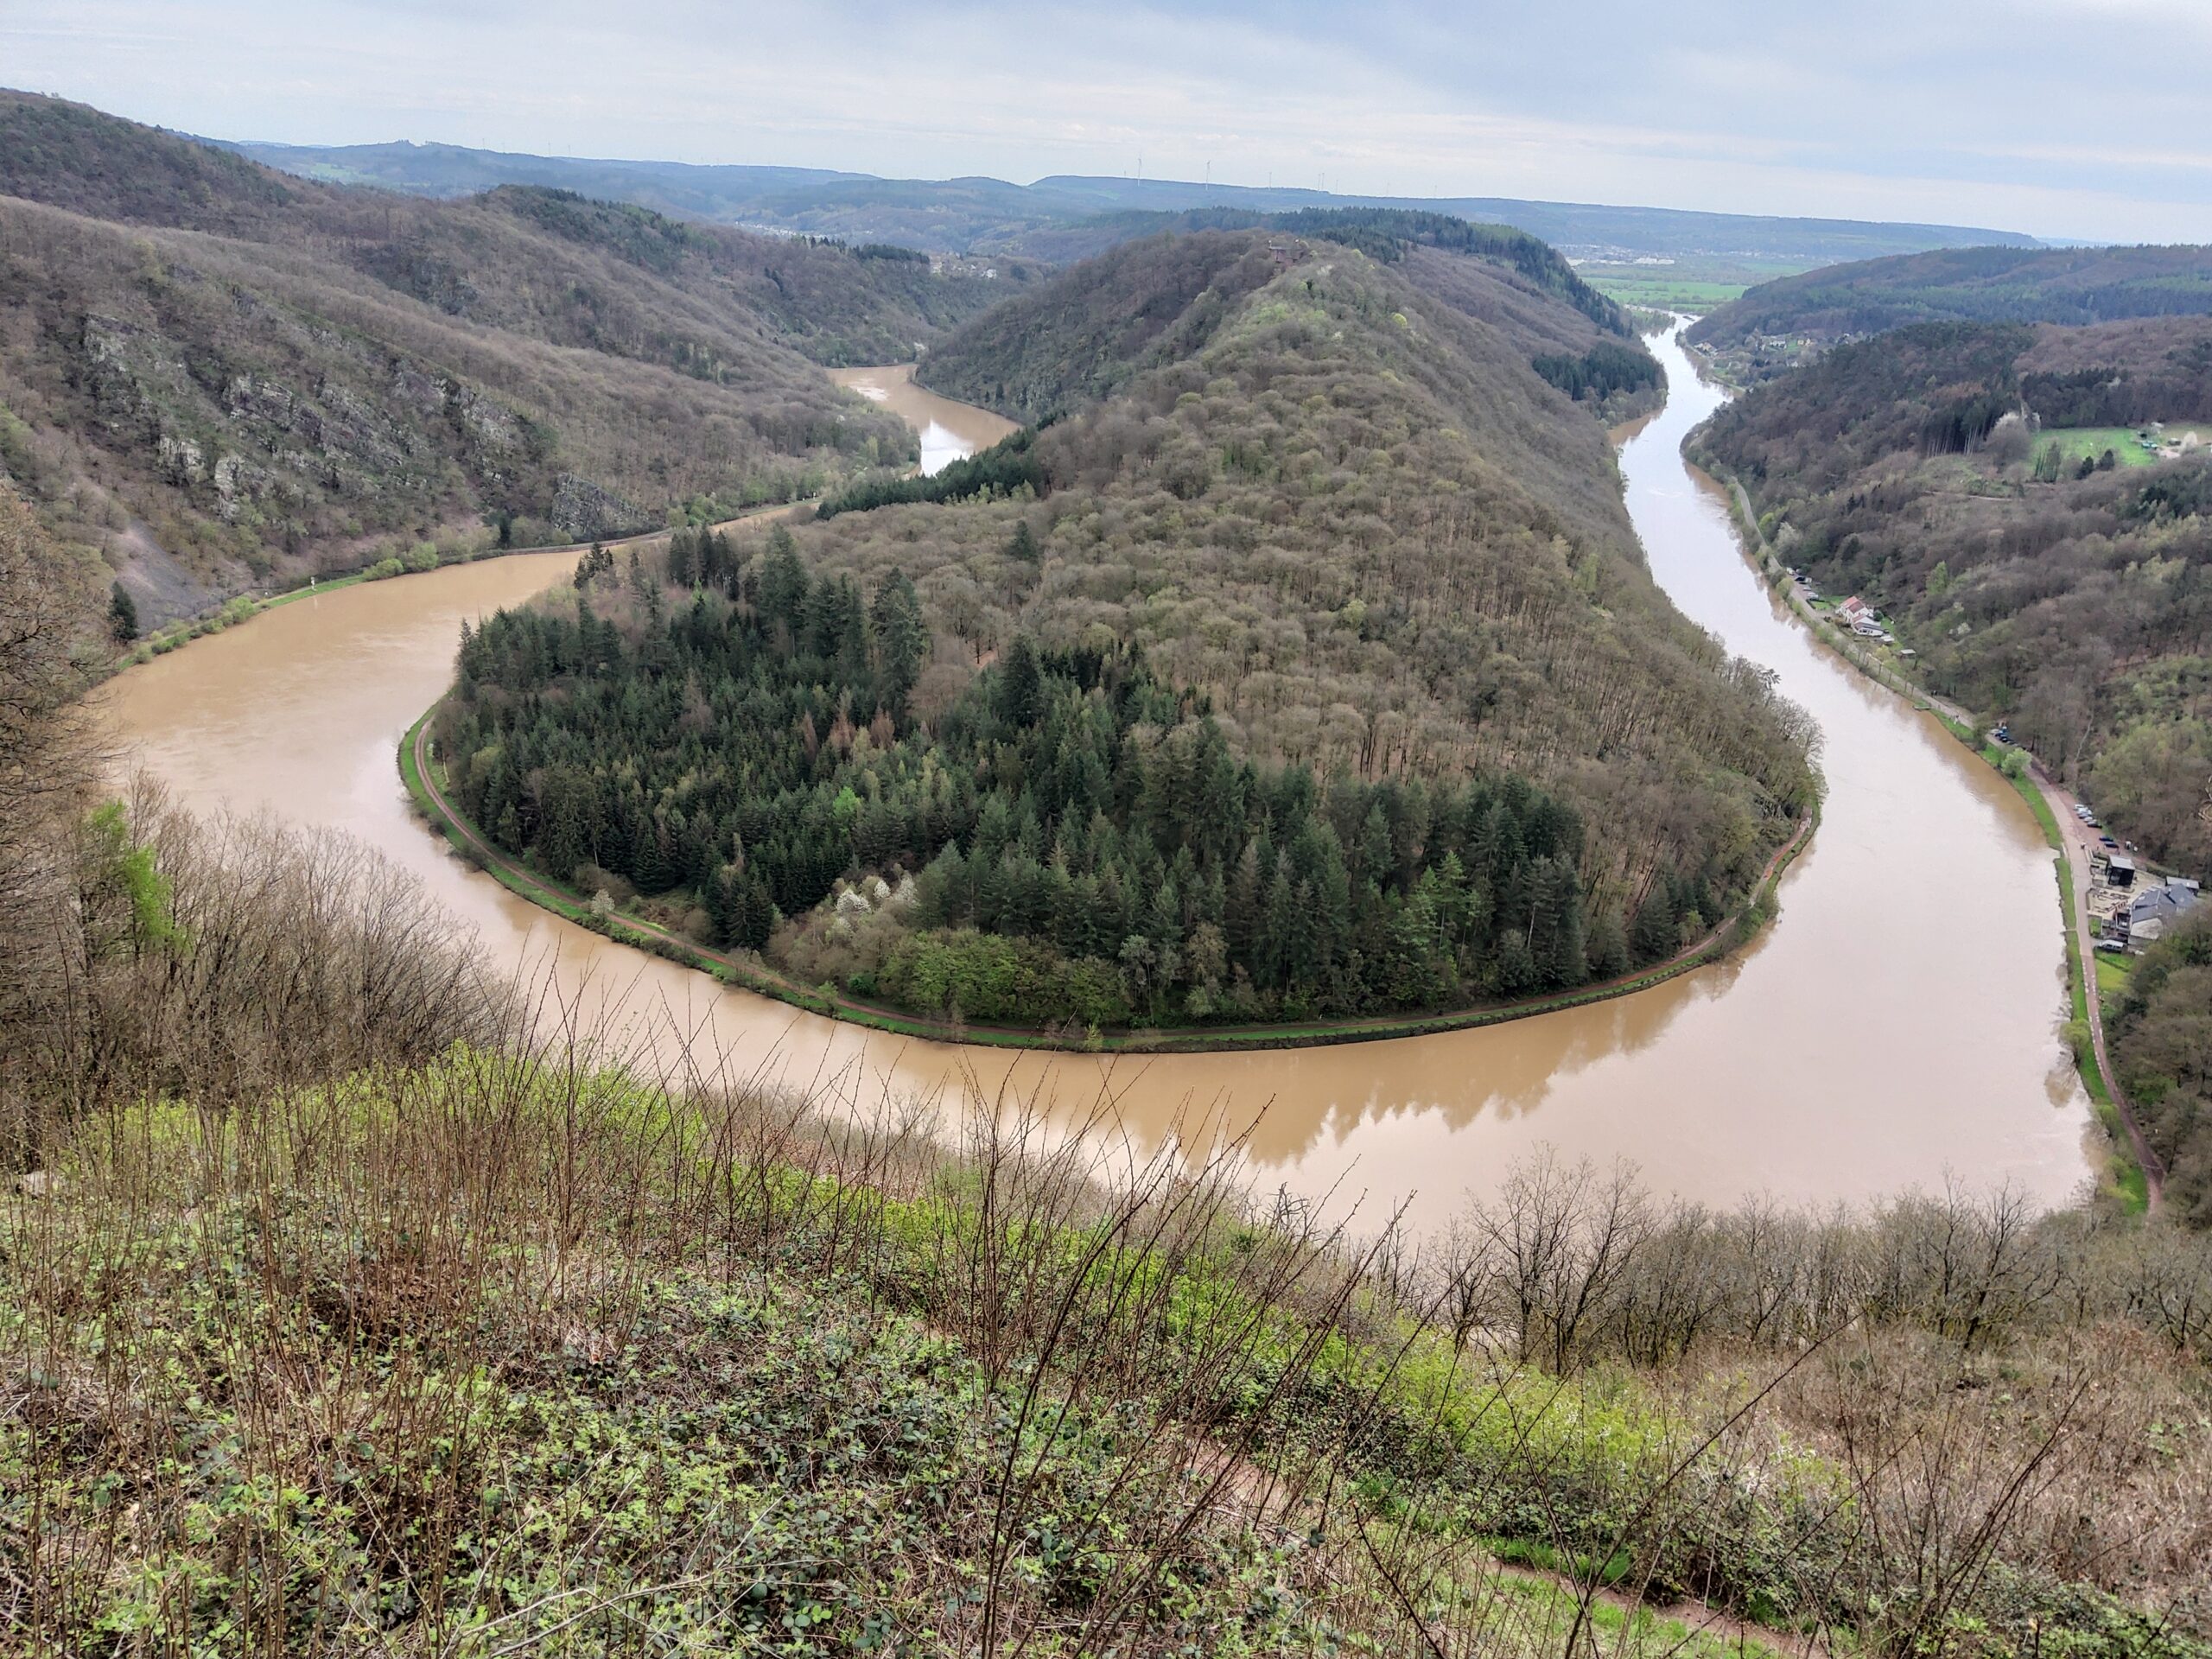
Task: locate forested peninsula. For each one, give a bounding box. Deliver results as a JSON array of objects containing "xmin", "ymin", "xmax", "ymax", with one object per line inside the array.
[{"xmin": 433, "ymin": 221, "xmax": 1815, "ymax": 1037}]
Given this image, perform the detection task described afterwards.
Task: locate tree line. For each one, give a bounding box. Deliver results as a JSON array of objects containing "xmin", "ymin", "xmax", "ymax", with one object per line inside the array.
[{"xmin": 439, "ymin": 531, "xmax": 1723, "ymax": 1030}]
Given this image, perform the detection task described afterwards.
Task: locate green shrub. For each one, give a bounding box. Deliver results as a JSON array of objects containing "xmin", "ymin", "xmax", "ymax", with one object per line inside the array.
[{"xmin": 877, "ymin": 928, "xmax": 1132, "ymax": 1027}]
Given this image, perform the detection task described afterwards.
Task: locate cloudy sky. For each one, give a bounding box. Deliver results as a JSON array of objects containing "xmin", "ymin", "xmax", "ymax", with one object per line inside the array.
[{"xmin": 7, "ymin": 0, "xmax": 2208, "ymax": 242}]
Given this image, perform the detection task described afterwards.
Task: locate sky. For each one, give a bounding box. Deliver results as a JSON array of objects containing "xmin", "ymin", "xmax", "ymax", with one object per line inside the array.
[{"xmin": 6, "ymin": 0, "xmax": 2209, "ymax": 244}]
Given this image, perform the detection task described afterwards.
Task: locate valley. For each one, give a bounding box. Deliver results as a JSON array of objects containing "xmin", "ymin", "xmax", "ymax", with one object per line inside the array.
[
  {"xmin": 8, "ymin": 53, "xmax": 2212, "ymax": 1656},
  {"xmin": 105, "ymin": 325, "xmax": 2092, "ymax": 1230}
]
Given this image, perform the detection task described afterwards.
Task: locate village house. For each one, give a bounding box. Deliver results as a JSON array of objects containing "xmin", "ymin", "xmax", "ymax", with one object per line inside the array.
[{"xmin": 2126, "ymin": 880, "xmax": 2201, "ymax": 951}]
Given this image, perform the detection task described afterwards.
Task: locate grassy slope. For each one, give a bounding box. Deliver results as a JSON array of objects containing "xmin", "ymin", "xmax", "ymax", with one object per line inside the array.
[{"xmin": 7, "ymin": 1052, "xmax": 2206, "ymax": 1655}]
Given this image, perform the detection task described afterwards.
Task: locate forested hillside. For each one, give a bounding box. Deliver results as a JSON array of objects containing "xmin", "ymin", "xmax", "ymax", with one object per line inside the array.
[
  {"xmin": 1689, "ymin": 245, "xmax": 2212, "ymax": 378},
  {"xmin": 1694, "ymin": 315, "xmax": 2212, "ymax": 1205},
  {"xmin": 1694, "ymin": 317, "xmax": 2212, "ymax": 866},
  {"xmin": 903, "ymin": 232, "xmax": 1286, "ymax": 423},
  {"xmin": 3, "ymin": 485, "xmax": 2208, "ymax": 1655},
  {"xmin": 438, "ymin": 228, "xmax": 1814, "ymax": 1033},
  {"xmin": 919, "ymin": 212, "xmax": 1656, "ymax": 424},
  {"xmin": 0, "ymin": 92, "xmax": 1017, "ymax": 623}
]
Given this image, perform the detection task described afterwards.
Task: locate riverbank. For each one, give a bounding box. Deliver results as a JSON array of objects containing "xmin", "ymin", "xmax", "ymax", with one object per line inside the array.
[
  {"xmin": 107, "ymin": 325, "xmax": 2088, "ymax": 1218},
  {"xmin": 105, "ymin": 495, "xmax": 817, "ymax": 681},
  {"xmin": 402, "ymin": 698, "xmax": 1815, "ymax": 1055},
  {"xmin": 1694, "ymin": 455, "xmax": 2152, "ymax": 1211},
  {"xmin": 105, "ymin": 365, "xmax": 999, "ymax": 681}
]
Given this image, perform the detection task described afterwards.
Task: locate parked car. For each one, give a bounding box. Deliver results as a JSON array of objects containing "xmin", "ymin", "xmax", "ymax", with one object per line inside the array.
[
  {"xmin": 2100, "ymin": 835, "xmax": 2119, "ymax": 848},
  {"xmin": 2095, "ymin": 938, "xmax": 2128, "ymax": 953}
]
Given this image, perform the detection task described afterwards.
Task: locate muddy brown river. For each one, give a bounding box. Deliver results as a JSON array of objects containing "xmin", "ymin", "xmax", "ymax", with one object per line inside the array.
[
  {"xmin": 829, "ymin": 364, "xmax": 1016, "ymax": 474},
  {"xmin": 104, "ymin": 334, "xmax": 2092, "ymax": 1230}
]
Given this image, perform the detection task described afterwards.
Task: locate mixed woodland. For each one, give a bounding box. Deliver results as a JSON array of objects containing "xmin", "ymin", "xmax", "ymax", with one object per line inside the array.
[
  {"xmin": 441, "ymin": 224, "xmax": 1815, "ymax": 1032},
  {"xmin": 1694, "ymin": 317, "xmax": 2212, "ymax": 868},
  {"xmin": 1689, "ymin": 244, "xmax": 2212, "ymax": 377},
  {"xmin": 3, "ymin": 481, "xmax": 2212, "ymax": 1653},
  {"xmin": 1693, "ymin": 310, "xmax": 2212, "ymax": 1213},
  {"xmin": 0, "ymin": 91, "xmax": 1026, "ymax": 622}
]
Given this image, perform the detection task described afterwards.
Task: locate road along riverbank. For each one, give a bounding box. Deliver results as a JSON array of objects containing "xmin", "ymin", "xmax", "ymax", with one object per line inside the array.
[{"xmin": 1691, "ymin": 381, "xmax": 2154, "ymax": 1210}]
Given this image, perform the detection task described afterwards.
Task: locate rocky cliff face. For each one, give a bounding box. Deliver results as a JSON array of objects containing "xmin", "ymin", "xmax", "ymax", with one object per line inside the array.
[{"xmin": 0, "ymin": 91, "xmax": 1029, "ymax": 622}]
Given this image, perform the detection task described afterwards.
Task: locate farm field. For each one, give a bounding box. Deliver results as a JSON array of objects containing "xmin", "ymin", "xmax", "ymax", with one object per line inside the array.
[
  {"xmin": 1583, "ymin": 272, "xmax": 1748, "ymax": 309},
  {"xmin": 2040, "ymin": 426, "xmax": 2160, "ymax": 468}
]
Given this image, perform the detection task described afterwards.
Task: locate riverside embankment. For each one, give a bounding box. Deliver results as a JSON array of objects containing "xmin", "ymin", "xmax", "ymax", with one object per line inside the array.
[{"xmin": 103, "ymin": 348, "xmax": 2093, "ymax": 1230}]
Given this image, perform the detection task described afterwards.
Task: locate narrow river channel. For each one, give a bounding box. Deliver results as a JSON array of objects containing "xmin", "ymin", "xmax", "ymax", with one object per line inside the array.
[{"xmin": 103, "ymin": 334, "xmax": 2092, "ymax": 1230}]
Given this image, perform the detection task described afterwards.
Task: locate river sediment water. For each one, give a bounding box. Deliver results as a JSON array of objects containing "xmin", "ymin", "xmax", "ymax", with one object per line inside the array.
[
  {"xmin": 828, "ymin": 364, "xmax": 1015, "ymax": 474},
  {"xmin": 104, "ymin": 338, "xmax": 2092, "ymax": 1230}
]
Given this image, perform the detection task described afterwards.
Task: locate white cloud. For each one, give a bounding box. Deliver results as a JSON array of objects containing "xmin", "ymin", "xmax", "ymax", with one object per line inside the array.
[{"xmin": 3, "ymin": 0, "xmax": 2208, "ymax": 241}]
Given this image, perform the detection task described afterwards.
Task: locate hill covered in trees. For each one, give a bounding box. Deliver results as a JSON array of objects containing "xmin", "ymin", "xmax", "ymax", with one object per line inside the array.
[
  {"xmin": 436, "ymin": 227, "xmax": 1815, "ymax": 1033},
  {"xmin": 1693, "ymin": 315, "xmax": 2212, "ymax": 866},
  {"xmin": 1693, "ymin": 315, "xmax": 2212, "ymax": 1210},
  {"xmin": 0, "ymin": 92, "xmax": 1020, "ymax": 624},
  {"xmin": 917, "ymin": 215, "xmax": 1658, "ymax": 428},
  {"xmin": 2, "ymin": 460, "xmax": 2207, "ymax": 1655},
  {"xmin": 221, "ymin": 128, "xmax": 2037, "ymax": 268},
  {"xmin": 1689, "ymin": 245, "xmax": 2212, "ymax": 378}
]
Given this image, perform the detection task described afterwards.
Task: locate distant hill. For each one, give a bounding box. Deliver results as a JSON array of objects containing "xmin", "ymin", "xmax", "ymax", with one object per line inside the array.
[
  {"xmin": 0, "ymin": 92, "xmax": 1022, "ymax": 623},
  {"xmin": 918, "ymin": 210, "xmax": 1658, "ymax": 426},
  {"xmin": 215, "ymin": 133, "xmax": 2038, "ymax": 270},
  {"xmin": 1688, "ymin": 245, "xmax": 2212, "ymax": 375}
]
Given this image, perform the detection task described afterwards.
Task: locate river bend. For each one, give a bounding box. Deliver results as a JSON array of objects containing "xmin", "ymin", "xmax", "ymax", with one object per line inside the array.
[{"xmin": 105, "ymin": 336, "xmax": 2092, "ymax": 1230}]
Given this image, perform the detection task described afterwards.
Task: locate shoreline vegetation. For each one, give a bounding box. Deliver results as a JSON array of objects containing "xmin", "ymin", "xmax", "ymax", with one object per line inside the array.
[
  {"xmin": 1694, "ymin": 455, "xmax": 2152, "ymax": 1211},
  {"xmin": 401, "ymin": 696, "xmax": 1814, "ymax": 1053},
  {"xmin": 99, "ymin": 494, "xmax": 815, "ymax": 679},
  {"xmin": 14, "ymin": 471, "xmax": 2212, "ymax": 1656}
]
